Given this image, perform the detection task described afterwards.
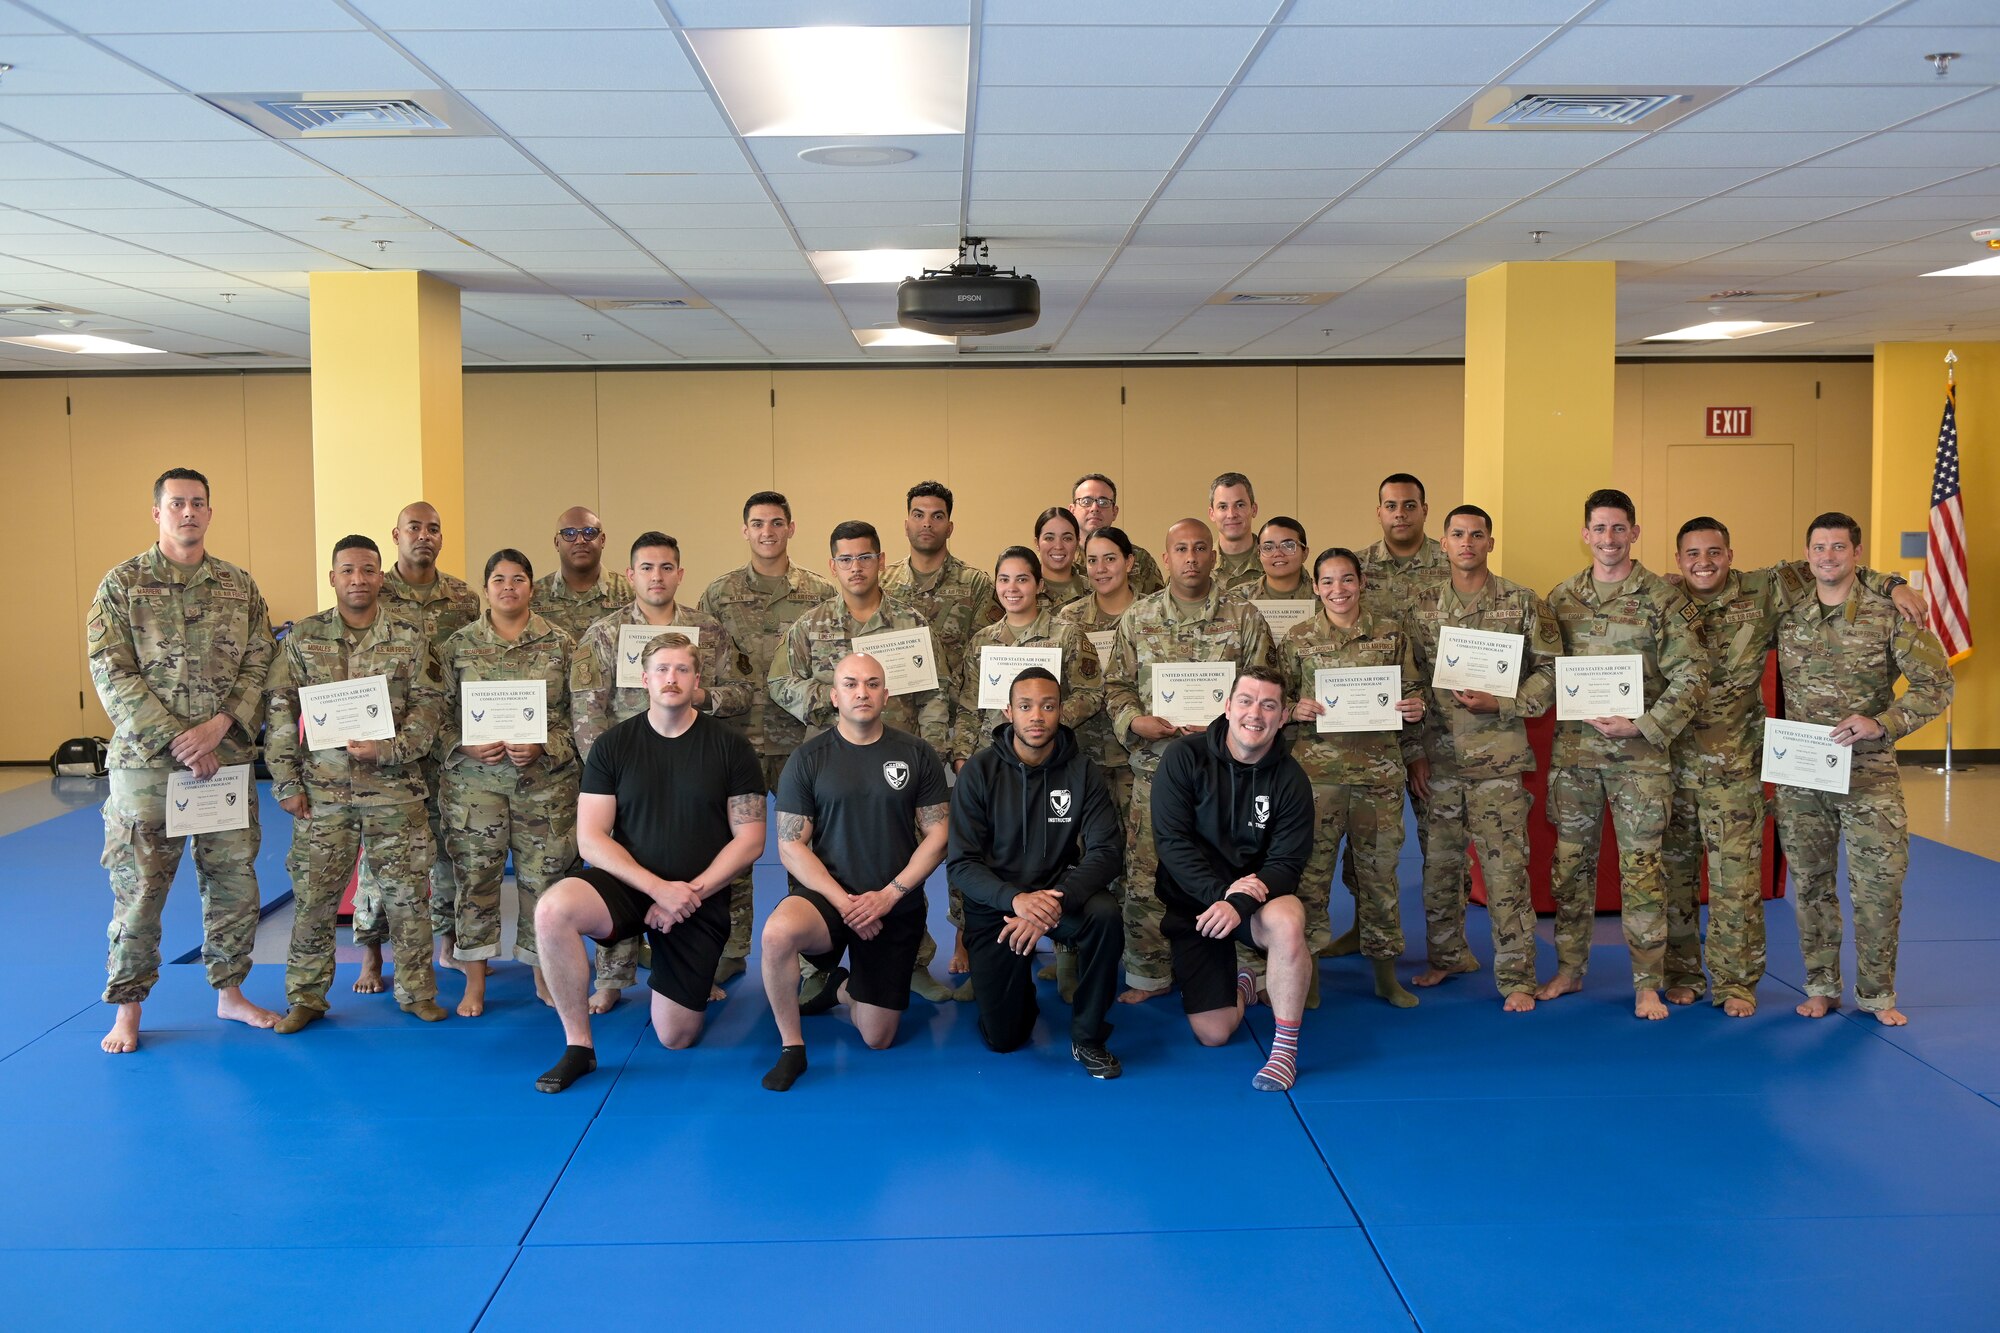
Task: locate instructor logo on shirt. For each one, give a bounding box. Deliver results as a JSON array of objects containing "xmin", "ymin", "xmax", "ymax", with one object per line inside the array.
[
  {"xmin": 1253, "ymin": 795, "xmax": 1270, "ymax": 829},
  {"xmin": 882, "ymin": 760, "xmax": 910, "ymax": 791},
  {"xmin": 1049, "ymin": 789, "xmax": 1073, "ymax": 822}
]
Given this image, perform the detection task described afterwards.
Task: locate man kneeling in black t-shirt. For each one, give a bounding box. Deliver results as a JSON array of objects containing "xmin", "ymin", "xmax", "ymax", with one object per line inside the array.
[
  {"xmin": 951, "ymin": 669, "xmax": 1126, "ymax": 1078},
  {"xmin": 758, "ymin": 652, "xmax": 949, "ymax": 1091},
  {"xmin": 532, "ymin": 634, "xmax": 766, "ymax": 1092}
]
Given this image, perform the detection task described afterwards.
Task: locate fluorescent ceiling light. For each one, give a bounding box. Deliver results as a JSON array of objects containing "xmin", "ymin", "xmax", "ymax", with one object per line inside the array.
[
  {"xmin": 1923, "ymin": 256, "xmax": 2000, "ymax": 277},
  {"xmin": 853, "ymin": 327, "xmax": 955, "ymax": 347},
  {"xmin": 688, "ymin": 26, "xmax": 969, "ymax": 137},
  {"xmin": 1641, "ymin": 320, "xmax": 1812, "ymax": 343},
  {"xmin": 811, "ymin": 248, "xmax": 955, "ymax": 284},
  {"xmin": 0, "ymin": 333, "xmax": 167, "ymax": 354}
]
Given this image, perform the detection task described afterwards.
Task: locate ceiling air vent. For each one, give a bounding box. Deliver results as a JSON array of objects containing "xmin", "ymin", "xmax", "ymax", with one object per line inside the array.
[
  {"xmin": 201, "ymin": 90, "xmax": 497, "ymax": 139},
  {"xmin": 1206, "ymin": 292, "xmax": 1337, "ymax": 306},
  {"xmin": 1701, "ymin": 290, "xmax": 1835, "ymax": 303},
  {"xmin": 580, "ymin": 297, "xmax": 714, "ymax": 311},
  {"xmin": 0, "ymin": 302, "xmax": 90, "ymax": 317},
  {"xmin": 185, "ymin": 351, "xmax": 296, "ymax": 361},
  {"xmin": 1456, "ymin": 85, "xmax": 1723, "ymax": 132}
]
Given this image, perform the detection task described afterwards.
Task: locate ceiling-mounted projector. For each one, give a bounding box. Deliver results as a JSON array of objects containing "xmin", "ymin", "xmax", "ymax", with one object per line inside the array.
[{"xmin": 897, "ymin": 236, "xmax": 1039, "ymax": 336}]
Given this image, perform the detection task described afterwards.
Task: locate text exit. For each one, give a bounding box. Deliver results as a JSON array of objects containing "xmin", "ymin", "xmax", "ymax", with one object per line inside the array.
[{"xmin": 1706, "ymin": 407, "xmax": 1753, "ymax": 437}]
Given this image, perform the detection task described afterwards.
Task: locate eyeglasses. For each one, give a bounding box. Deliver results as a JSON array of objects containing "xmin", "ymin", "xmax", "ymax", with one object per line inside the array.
[
  {"xmin": 557, "ymin": 526, "xmax": 604, "ymax": 543},
  {"xmin": 1259, "ymin": 540, "xmax": 1302, "ymax": 554},
  {"xmin": 831, "ymin": 553, "xmax": 881, "ymax": 569},
  {"xmin": 1072, "ymin": 496, "xmax": 1117, "ymax": 510}
]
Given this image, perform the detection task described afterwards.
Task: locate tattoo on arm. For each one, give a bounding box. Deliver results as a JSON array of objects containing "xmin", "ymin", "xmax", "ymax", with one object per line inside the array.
[
  {"xmin": 728, "ymin": 793, "xmax": 765, "ymax": 827},
  {"xmin": 917, "ymin": 802, "xmax": 949, "ymax": 832},
  {"xmin": 777, "ymin": 811, "xmax": 812, "ymax": 844}
]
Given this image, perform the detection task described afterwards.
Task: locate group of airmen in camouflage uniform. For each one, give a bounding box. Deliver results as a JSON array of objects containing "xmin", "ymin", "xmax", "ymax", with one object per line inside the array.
[{"xmin": 92, "ymin": 459, "xmax": 1952, "ymax": 1055}]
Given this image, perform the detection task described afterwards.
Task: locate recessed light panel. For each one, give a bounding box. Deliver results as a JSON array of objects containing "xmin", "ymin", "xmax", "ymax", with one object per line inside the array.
[
  {"xmin": 1923, "ymin": 256, "xmax": 2000, "ymax": 277},
  {"xmin": 1641, "ymin": 321, "xmax": 1812, "ymax": 343},
  {"xmin": 853, "ymin": 327, "xmax": 955, "ymax": 347},
  {"xmin": 0, "ymin": 334, "xmax": 167, "ymax": 354},
  {"xmin": 687, "ymin": 26, "xmax": 969, "ymax": 137},
  {"xmin": 811, "ymin": 249, "xmax": 956, "ymax": 284}
]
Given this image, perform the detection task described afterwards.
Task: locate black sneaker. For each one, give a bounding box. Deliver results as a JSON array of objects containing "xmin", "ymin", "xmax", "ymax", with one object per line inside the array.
[{"xmin": 1071, "ymin": 1041, "xmax": 1122, "ymax": 1080}]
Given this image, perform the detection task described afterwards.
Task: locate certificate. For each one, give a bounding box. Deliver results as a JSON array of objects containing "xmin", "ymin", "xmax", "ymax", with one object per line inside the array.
[
  {"xmin": 1761, "ymin": 719, "xmax": 1852, "ymax": 795},
  {"xmin": 165, "ymin": 765, "xmax": 252, "ymax": 837},
  {"xmin": 616, "ymin": 622, "xmax": 699, "ymax": 689},
  {"xmin": 298, "ymin": 674, "xmax": 396, "ymax": 751},
  {"xmin": 977, "ymin": 645, "xmax": 1061, "ymax": 709},
  {"xmin": 1252, "ymin": 599, "xmax": 1315, "ymax": 637},
  {"xmin": 851, "ymin": 626, "xmax": 939, "ymax": 696},
  {"xmin": 1150, "ymin": 661, "xmax": 1237, "ymax": 728},
  {"xmin": 462, "ymin": 679, "xmax": 548, "ymax": 745},
  {"xmin": 1314, "ymin": 667, "xmax": 1403, "ymax": 734},
  {"xmin": 1555, "ymin": 655, "xmax": 1645, "ymax": 721},
  {"xmin": 1433, "ymin": 625, "xmax": 1525, "ymax": 699},
  {"xmin": 1085, "ymin": 630, "xmax": 1117, "ymax": 662}
]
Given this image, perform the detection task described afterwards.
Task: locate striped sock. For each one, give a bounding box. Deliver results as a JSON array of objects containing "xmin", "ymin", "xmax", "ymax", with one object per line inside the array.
[
  {"xmin": 1253, "ymin": 1018, "xmax": 1300, "ymax": 1092},
  {"xmin": 1236, "ymin": 970, "xmax": 1258, "ymax": 1010}
]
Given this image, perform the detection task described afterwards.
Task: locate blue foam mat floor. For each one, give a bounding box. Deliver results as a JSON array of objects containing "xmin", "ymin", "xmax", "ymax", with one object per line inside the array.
[{"xmin": 2, "ymin": 790, "xmax": 1996, "ymax": 1328}]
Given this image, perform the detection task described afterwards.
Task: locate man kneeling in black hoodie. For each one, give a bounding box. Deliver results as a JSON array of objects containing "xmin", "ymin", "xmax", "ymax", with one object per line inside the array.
[
  {"xmin": 1153, "ymin": 665, "xmax": 1315, "ymax": 1091},
  {"xmin": 949, "ymin": 669, "xmax": 1127, "ymax": 1078}
]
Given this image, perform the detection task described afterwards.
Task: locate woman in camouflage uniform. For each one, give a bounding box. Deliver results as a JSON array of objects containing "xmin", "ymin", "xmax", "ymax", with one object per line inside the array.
[
  {"xmin": 952, "ymin": 546, "xmax": 1104, "ymax": 768},
  {"xmin": 435, "ymin": 550, "xmax": 581, "ymax": 1018},
  {"xmin": 1034, "ymin": 506, "xmax": 1090, "ymax": 611}
]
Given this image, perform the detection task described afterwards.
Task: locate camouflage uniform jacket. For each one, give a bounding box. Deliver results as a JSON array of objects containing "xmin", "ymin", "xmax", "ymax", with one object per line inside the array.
[
  {"xmin": 1406, "ymin": 572, "xmax": 1560, "ymax": 780},
  {"xmin": 87, "ymin": 546, "xmax": 274, "ymax": 771},
  {"xmin": 1358, "ymin": 535, "xmax": 1448, "ymax": 627},
  {"xmin": 569, "ymin": 601, "xmax": 751, "ymax": 757},
  {"xmin": 1128, "ymin": 547, "xmax": 1166, "ymax": 597},
  {"xmin": 1036, "ymin": 575, "xmax": 1090, "ymax": 614},
  {"xmin": 1103, "ymin": 584, "xmax": 1275, "ymax": 776},
  {"xmin": 434, "ymin": 612, "xmax": 578, "ymax": 794},
  {"xmin": 881, "ymin": 551, "xmax": 1000, "ymax": 685},
  {"xmin": 381, "ymin": 565, "xmax": 481, "ymax": 649},
  {"xmin": 1775, "ymin": 584, "xmax": 1952, "ymax": 752},
  {"xmin": 698, "ymin": 562, "xmax": 834, "ymax": 756},
  {"xmin": 1545, "ymin": 562, "xmax": 1708, "ymax": 774},
  {"xmin": 532, "ymin": 567, "xmax": 634, "ymax": 642},
  {"xmin": 769, "ymin": 593, "xmax": 951, "ymax": 758},
  {"xmin": 1674, "ymin": 562, "xmax": 1901, "ymax": 786},
  {"xmin": 1216, "ymin": 546, "xmax": 1263, "ymax": 593},
  {"xmin": 1057, "ymin": 595, "xmax": 1133, "ymax": 773},
  {"xmin": 265, "ymin": 606, "xmax": 446, "ymax": 806},
  {"xmin": 949, "ymin": 609, "xmax": 1105, "ymax": 764},
  {"xmin": 1277, "ymin": 608, "xmax": 1424, "ymax": 786},
  {"xmin": 1227, "ymin": 577, "xmax": 1316, "ymax": 606}
]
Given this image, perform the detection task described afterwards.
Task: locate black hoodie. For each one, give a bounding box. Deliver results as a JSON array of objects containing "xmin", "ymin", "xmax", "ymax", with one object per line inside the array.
[
  {"xmin": 948, "ymin": 722, "xmax": 1124, "ymax": 919},
  {"xmin": 1152, "ymin": 713, "xmax": 1314, "ymax": 922}
]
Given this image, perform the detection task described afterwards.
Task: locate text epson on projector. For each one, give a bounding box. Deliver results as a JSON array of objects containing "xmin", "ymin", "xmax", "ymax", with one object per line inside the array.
[{"xmin": 896, "ymin": 237, "xmax": 1039, "ymax": 337}]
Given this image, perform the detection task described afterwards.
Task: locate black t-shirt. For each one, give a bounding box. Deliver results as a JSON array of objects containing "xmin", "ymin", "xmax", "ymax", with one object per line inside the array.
[
  {"xmin": 581, "ymin": 711, "xmax": 763, "ymax": 881},
  {"xmin": 776, "ymin": 724, "xmax": 948, "ymax": 912}
]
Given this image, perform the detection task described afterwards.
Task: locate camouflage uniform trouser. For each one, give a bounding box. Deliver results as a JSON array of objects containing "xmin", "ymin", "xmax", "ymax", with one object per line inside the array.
[
  {"xmin": 354, "ymin": 757, "xmax": 455, "ymax": 942},
  {"xmin": 1342, "ymin": 787, "xmax": 1433, "ymax": 915},
  {"xmin": 286, "ymin": 798, "xmax": 437, "ymax": 1011},
  {"xmin": 101, "ymin": 767, "xmax": 261, "ymax": 1005},
  {"xmin": 1121, "ymin": 765, "xmax": 1171, "ymax": 993},
  {"xmin": 1424, "ymin": 772, "xmax": 1538, "ymax": 997},
  {"xmin": 1774, "ymin": 757, "xmax": 1908, "ymax": 1012},
  {"xmin": 441, "ymin": 770, "xmax": 578, "ymax": 966},
  {"xmin": 1248, "ymin": 780, "xmax": 1404, "ymax": 985},
  {"xmin": 1548, "ymin": 765, "xmax": 1671, "ymax": 992},
  {"xmin": 1662, "ymin": 775, "xmax": 1768, "ymax": 1006}
]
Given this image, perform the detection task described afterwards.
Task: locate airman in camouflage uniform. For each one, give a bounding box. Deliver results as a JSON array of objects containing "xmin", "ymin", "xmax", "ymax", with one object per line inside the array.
[
  {"xmin": 881, "ymin": 480, "xmax": 1001, "ymax": 696},
  {"xmin": 92, "ymin": 467, "xmax": 278, "ymax": 1052},
  {"xmin": 534, "ymin": 505, "xmax": 633, "ymax": 642},
  {"xmin": 1103, "ymin": 519, "xmax": 1275, "ymax": 997},
  {"xmin": 1071, "ymin": 472, "xmax": 1164, "ymax": 597},
  {"xmin": 1276, "ymin": 588, "xmax": 1425, "ymax": 1007},
  {"xmin": 1773, "ymin": 514, "xmax": 1952, "ymax": 1024},
  {"xmin": 1208, "ymin": 471, "xmax": 1264, "ymax": 594},
  {"xmin": 266, "ymin": 535, "xmax": 449, "ymax": 1029},
  {"xmin": 1403, "ymin": 503, "xmax": 1561, "ymax": 1007},
  {"xmin": 1542, "ymin": 490, "xmax": 1708, "ymax": 1018}
]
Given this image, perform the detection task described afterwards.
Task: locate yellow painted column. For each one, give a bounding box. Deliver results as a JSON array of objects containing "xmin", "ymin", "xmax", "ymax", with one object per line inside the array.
[
  {"xmin": 1873, "ymin": 341, "xmax": 1996, "ymax": 751},
  {"xmin": 308, "ymin": 270, "xmax": 463, "ymax": 608},
  {"xmin": 1463, "ymin": 262, "xmax": 1617, "ymax": 597}
]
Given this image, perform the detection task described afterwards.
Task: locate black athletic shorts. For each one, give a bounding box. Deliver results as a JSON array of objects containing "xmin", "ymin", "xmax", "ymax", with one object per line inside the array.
[
  {"xmin": 792, "ymin": 886, "xmax": 927, "ymax": 1012},
  {"xmin": 576, "ymin": 865, "xmax": 730, "ymax": 1012},
  {"xmin": 1163, "ymin": 902, "xmax": 1264, "ymax": 1015}
]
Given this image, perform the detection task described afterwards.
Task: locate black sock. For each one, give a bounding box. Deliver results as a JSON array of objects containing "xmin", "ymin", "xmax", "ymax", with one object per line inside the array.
[
  {"xmin": 535, "ymin": 1044, "xmax": 597, "ymax": 1094},
  {"xmin": 761, "ymin": 1044, "xmax": 809, "ymax": 1092},
  {"xmin": 799, "ymin": 966, "xmax": 847, "ymax": 1017}
]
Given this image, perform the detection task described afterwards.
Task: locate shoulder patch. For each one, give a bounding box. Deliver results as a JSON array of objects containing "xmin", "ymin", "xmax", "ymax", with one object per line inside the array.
[{"xmin": 1677, "ymin": 600, "xmax": 1701, "ymax": 625}]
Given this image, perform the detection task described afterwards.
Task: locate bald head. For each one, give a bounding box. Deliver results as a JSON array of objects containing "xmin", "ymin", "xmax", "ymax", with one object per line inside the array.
[
  {"xmin": 831, "ymin": 651, "xmax": 889, "ymax": 728},
  {"xmin": 393, "ymin": 500, "xmax": 442, "ymax": 576},
  {"xmin": 1164, "ymin": 517, "xmax": 1217, "ymax": 599},
  {"xmin": 554, "ymin": 505, "xmax": 607, "ymax": 578}
]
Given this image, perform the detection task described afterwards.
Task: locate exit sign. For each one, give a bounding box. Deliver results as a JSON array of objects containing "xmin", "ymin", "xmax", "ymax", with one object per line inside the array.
[{"xmin": 1706, "ymin": 407, "xmax": 1753, "ymax": 437}]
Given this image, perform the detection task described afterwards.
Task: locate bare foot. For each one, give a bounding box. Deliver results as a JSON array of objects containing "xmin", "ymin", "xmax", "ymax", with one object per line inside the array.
[
  {"xmin": 1722, "ymin": 997, "xmax": 1756, "ymax": 1018},
  {"xmin": 532, "ymin": 966, "xmax": 554, "ymax": 1008},
  {"xmin": 1502, "ymin": 991, "xmax": 1537, "ymax": 1014},
  {"xmin": 1872, "ymin": 1006, "xmax": 1909, "ymax": 1027},
  {"xmin": 949, "ymin": 932, "xmax": 970, "ymax": 976},
  {"xmin": 353, "ymin": 944, "xmax": 386, "ymax": 994},
  {"xmin": 588, "ymin": 987, "xmax": 622, "ymax": 1015},
  {"xmin": 1413, "ymin": 957, "xmax": 1481, "ymax": 988},
  {"xmin": 215, "ymin": 987, "xmax": 280, "ymax": 1030},
  {"xmin": 456, "ymin": 961, "xmax": 487, "ymax": 1018},
  {"xmin": 1118, "ymin": 986, "xmax": 1166, "ymax": 1005},
  {"xmin": 1634, "ymin": 989, "xmax": 1668, "ymax": 1020},
  {"xmin": 101, "ymin": 1003, "xmax": 141, "ymax": 1054},
  {"xmin": 1665, "ymin": 986, "xmax": 1698, "ymax": 1006},
  {"xmin": 708, "ymin": 984, "xmax": 726, "ymax": 1002},
  {"xmin": 434, "ymin": 936, "xmax": 462, "ymax": 974},
  {"xmin": 1795, "ymin": 995, "xmax": 1840, "ymax": 1019},
  {"xmin": 1534, "ymin": 973, "xmax": 1583, "ymax": 1002}
]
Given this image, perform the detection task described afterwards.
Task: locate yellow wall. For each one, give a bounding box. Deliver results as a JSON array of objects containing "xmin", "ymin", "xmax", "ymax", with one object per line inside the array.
[{"xmin": 4, "ymin": 359, "xmax": 1881, "ymax": 759}]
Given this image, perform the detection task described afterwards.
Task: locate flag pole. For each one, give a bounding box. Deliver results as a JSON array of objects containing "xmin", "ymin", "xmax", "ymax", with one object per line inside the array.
[{"xmin": 1929, "ymin": 349, "xmax": 1970, "ymax": 776}]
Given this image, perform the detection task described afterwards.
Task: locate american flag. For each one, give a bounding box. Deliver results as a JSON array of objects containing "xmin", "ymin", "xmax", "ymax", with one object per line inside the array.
[{"xmin": 1927, "ymin": 382, "xmax": 1973, "ymax": 662}]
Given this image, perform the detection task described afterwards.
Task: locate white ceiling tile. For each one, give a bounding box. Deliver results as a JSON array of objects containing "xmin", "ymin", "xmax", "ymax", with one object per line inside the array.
[
  {"xmin": 1602, "ymin": 130, "xmax": 1861, "ymax": 169},
  {"xmin": 1901, "ymin": 90, "xmax": 2000, "ymax": 133},
  {"xmin": 1731, "ymin": 166, "xmax": 1969, "ymax": 196},
  {"xmin": 359, "ymin": 173, "xmax": 578, "ymax": 206},
  {"xmin": 97, "ymin": 31, "xmax": 435, "ymax": 92},
  {"xmin": 1159, "ymin": 169, "xmax": 1368, "ymax": 200},
  {"xmin": 781, "ymin": 201, "xmax": 957, "ymax": 229},
  {"xmin": 391, "ymin": 27, "xmax": 702, "ymax": 90},
  {"xmin": 298, "ymin": 137, "xmax": 538, "ymax": 175},
  {"xmin": 975, "ymin": 85, "xmax": 1220, "ymax": 136},
  {"xmin": 1490, "ymin": 198, "xmax": 1668, "ymax": 223},
  {"xmin": 1130, "ymin": 222, "xmax": 1291, "ymax": 247},
  {"xmin": 967, "ymin": 200, "xmax": 1143, "ymax": 227},
  {"xmin": 38, "ymin": 207, "xmax": 256, "ymax": 233},
  {"xmin": 565, "ymin": 174, "xmax": 773, "ymax": 205},
  {"xmin": 0, "ymin": 34, "xmax": 175, "ymax": 93},
  {"xmin": 1916, "ymin": 166, "xmax": 2000, "ymax": 194},
  {"xmin": 1668, "ymin": 195, "xmax": 1870, "ymax": 220},
  {"xmin": 152, "ymin": 177, "xmax": 389, "ymax": 208},
  {"xmin": 975, "ymin": 135, "xmax": 1191, "ymax": 172},
  {"xmin": 0, "ymin": 142, "xmax": 123, "ymax": 178},
  {"xmin": 767, "ymin": 171, "xmax": 959, "ymax": 203},
  {"xmin": 1144, "ymin": 197, "xmax": 1324, "ymax": 225},
  {"xmin": 1286, "ymin": 221, "xmax": 1462, "ymax": 245},
  {"xmin": 1540, "ymin": 166, "xmax": 1762, "ymax": 197},
  {"xmin": 1247, "ymin": 26, "xmax": 1555, "ymax": 86},
  {"xmin": 519, "ymin": 137, "xmax": 748, "ymax": 175},
  {"xmin": 979, "ymin": 25, "xmax": 1258, "ymax": 86},
  {"xmin": 1806, "ymin": 133, "xmax": 2000, "ymax": 170},
  {"xmin": 34, "ymin": 1, "xmax": 365, "ymax": 31},
  {"xmin": 0, "ymin": 93, "xmax": 261, "ymax": 141},
  {"xmin": 1680, "ymin": 84, "xmax": 1970, "ymax": 132},
  {"xmin": 988, "ymin": 1, "xmax": 1279, "ymax": 24},
  {"xmin": 972, "ymin": 169, "xmax": 1166, "ymax": 199},
  {"xmin": 1512, "ymin": 25, "xmax": 1843, "ymax": 84},
  {"xmin": 1317, "ymin": 197, "xmax": 1508, "ymax": 223},
  {"xmin": 793, "ymin": 225, "xmax": 965, "ymax": 250},
  {"xmin": 1766, "ymin": 25, "xmax": 2000, "ymax": 86},
  {"xmin": 1182, "ymin": 133, "xmax": 1415, "ymax": 172},
  {"xmin": 1351, "ymin": 167, "xmax": 1573, "ymax": 198},
  {"xmin": 465, "ymin": 91, "xmax": 734, "ymax": 138},
  {"xmin": 456, "ymin": 228, "xmax": 639, "ymax": 251},
  {"xmin": 1843, "ymin": 194, "xmax": 2000, "ymax": 220},
  {"xmin": 1392, "ymin": 130, "xmax": 1642, "ymax": 170},
  {"xmin": 418, "ymin": 203, "xmax": 615, "ymax": 231},
  {"xmin": 1586, "ymin": 0, "xmax": 1895, "ymax": 20},
  {"xmin": 622, "ymin": 227, "xmax": 799, "ymax": 252},
  {"xmin": 0, "ymin": 176, "xmax": 187, "ymax": 208},
  {"xmin": 1210, "ymin": 85, "xmax": 1480, "ymax": 135}
]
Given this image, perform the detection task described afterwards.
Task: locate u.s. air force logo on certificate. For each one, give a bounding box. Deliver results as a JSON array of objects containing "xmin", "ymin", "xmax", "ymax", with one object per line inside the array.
[{"xmin": 883, "ymin": 760, "xmax": 910, "ymax": 791}]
